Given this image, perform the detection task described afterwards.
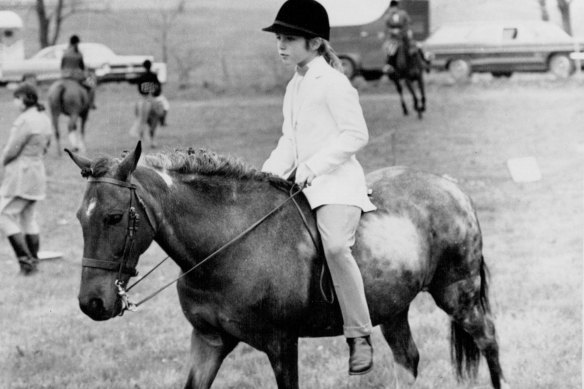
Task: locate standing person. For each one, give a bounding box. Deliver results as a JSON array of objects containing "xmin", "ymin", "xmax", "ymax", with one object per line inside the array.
[
  {"xmin": 60, "ymin": 34, "xmax": 96, "ymax": 109},
  {"xmin": 0, "ymin": 84, "xmax": 52, "ymax": 275},
  {"xmin": 261, "ymin": 0, "xmax": 376, "ymax": 375}
]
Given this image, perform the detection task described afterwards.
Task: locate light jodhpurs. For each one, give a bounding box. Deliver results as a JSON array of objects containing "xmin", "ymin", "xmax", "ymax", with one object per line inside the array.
[
  {"xmin": 316, "ymin": 204, "xmax": 372, "ymax": 338},
  {"xmin": 0, "ymin": 197, "xmax": 39, "ymax": 236}
]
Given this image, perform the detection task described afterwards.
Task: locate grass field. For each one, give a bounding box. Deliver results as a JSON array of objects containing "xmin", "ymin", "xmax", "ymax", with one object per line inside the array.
[
  {"xmin": 0, "ymin": 75, "xmax": 582, "ymax": 388},
  {"xmin": 1, "ymin": 2, "xmax": 583, "ymax": 388}
]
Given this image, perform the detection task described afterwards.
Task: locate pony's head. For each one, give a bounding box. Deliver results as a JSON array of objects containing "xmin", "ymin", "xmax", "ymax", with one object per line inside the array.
[{"xmin": 66, "ymin": 142, "xmax": 157, "ymax": 320}]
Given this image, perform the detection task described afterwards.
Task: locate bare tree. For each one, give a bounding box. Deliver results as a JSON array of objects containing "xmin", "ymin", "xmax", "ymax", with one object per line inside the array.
[
  {"xmin": 35, "ymin": 0, "xmax": 110, "ymax": 48},
  {"xmin": 152, "ymin": 0, "xmax": 186, "ymax": 64},
  {"xmin": 538, "ymin": 0, "xmax": 550, "ymax": 21},
  {"xmin": 556, "ymin": 0, "xmax": 573, "ymax": 36}
]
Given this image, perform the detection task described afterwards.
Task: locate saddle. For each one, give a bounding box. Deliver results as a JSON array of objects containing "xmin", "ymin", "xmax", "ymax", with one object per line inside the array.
[{"xmin": 285, "ymin": 170, "xmax": 336, "ymax": 304}]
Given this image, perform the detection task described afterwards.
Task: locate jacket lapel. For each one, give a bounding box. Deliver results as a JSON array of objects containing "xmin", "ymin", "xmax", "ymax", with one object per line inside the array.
[{"xmin": 294, "ymin": 57, "xmax": 329, "ymax": 122}]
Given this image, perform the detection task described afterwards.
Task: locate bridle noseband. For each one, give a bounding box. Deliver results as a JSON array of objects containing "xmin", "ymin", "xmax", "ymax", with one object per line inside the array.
[{"xmin": 81, "ymin": 177, "xmax": 157, "ymax": 282}]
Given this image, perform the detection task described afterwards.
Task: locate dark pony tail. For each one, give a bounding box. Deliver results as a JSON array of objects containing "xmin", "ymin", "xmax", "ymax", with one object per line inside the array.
[
  {"xmin": 36, "ymin": 102, "xmax": 46, "ymax": 112},
  {"xmin": 450, "ymin": 256, "xmax": 491, "ymax": 381}
]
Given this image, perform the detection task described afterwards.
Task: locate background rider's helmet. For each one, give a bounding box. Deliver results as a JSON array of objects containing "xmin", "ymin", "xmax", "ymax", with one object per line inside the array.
[
  {"xmin": 390, "ymin": 0, "xmax": 400, "ymax": 6},
  {"xmin": 70, "ymin": 35, "xmax": 80, "ymax": 45},
  {"xmin": 13, "ymin": 83, "xmax": 39, "ymax": 107},
  {"xmin": 262, "ymin": 0, "xmax": 330, "ymax": 41}
]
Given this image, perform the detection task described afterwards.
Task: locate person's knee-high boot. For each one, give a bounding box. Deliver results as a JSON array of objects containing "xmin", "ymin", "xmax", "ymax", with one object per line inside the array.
[
  {"xmin": 8, "ymin": 233, "xmax": 37, "ymax": 275},
  {"xmin": 25, "ymin": 234, "xmax": 40, "ymax": 259}
]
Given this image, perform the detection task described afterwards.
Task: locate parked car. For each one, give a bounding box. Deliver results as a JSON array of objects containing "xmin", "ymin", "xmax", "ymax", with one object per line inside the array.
[
  {"xmin": 0, "ymin": 42, "xmax": 166, "ymax": 86},
  {"xmin": 421, "ymin": 20, "xmax": 584, "ymax": 81}
]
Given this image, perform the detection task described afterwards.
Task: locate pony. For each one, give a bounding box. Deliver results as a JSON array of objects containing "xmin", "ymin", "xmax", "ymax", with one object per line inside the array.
[
  {"xmin": 129, "ymin": 98, "xmax": 165, "ymax": 149},
  {"xmin": 383, "ymin": 30, "xmax": 427, "ymax": 119},
  {"xmin": 66, "ymin": 142, "xmax": 509, "ymax": 389},
  {"xmin": 47, "ymin": 79, "xmax": 91, "ymax": 155}
]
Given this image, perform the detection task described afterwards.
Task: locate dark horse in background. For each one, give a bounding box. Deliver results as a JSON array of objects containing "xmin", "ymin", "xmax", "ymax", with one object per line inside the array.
[
  {"xmin": 48, "ymin": 78, "xmax": 92, "ymax": 155},
  {"xmin": 66, "ymin": 142, "xmax": 508, "ymax": 389},
  {"xmin": 383, "ymin": 28, "xmax": 427, "ymax": 119}
]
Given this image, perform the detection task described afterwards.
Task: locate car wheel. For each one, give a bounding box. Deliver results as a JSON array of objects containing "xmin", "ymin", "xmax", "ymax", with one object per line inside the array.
[
  {"xmin": 22, "ymin": 73, "xmax": 38, "ymax": 86},
  {"xmin": 448, "ymin": 59, "xmax": 471, "ymax": 81},
  {"xmin": 549, "ymin": 54, "xmax": 575, "ymax": 78},
  {"xmin": 340, "ymin": 57, "xmax": 357, "ymax": 79},
  {"xmin": 492, "ymin": 71, "xmax": 513, "ymax": 78}
]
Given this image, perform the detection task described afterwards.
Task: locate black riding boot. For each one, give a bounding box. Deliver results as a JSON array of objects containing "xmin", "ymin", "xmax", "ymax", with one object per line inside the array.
[
  {"xmin": 8, "ymin": 233, "xmax": 37, "ymax": 275},
  {"xmin": 25, "ymin": 234, "xmax": 40, "ymax": 259},
  {"xmin": 347, "ymin": 336, "xmax": 373, "ymax": 375}
]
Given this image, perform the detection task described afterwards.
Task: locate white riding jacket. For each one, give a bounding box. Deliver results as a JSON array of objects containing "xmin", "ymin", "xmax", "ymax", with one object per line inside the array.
[{"xmin": 262, "ymin": 56, "xmax": 376, "ymax": 212}]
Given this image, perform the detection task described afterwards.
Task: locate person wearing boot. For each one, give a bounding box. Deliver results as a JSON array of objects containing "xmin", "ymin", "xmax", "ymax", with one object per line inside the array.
[
  {"xmin": 0, "ymin": 83, "xmax": 52, "ymax": 275},
  {"xmin": 261, "ymin": 0, "xmax": 375, "ymax": 375}
]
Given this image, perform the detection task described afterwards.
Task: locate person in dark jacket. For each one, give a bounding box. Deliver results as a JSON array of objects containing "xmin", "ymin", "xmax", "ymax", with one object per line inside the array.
[
  {"xmin": 0, "ymin": 84, "xmax": 52, "ymax": 275},
  {"xmin": 60, "ymin": 35, "xmax": 96, "ymax": 109}
]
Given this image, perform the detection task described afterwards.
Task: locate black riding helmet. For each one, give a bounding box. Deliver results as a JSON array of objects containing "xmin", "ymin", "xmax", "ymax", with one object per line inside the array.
[
  {"xmin": 13, "ymin": 83, "xmax": 39, "ymax": 107},
  {"xmin": 262, "ymin": 0, "xmax": 330, "ymax": 41}
]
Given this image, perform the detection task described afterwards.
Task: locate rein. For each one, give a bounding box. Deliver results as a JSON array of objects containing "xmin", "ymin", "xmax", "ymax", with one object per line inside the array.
[{"xmin": 86, "ymin": 176, "xmax": 318, "ymax": 316}]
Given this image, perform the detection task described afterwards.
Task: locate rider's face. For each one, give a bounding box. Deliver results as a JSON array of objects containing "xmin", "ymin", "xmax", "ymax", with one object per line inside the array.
[
  {"xmin": 13, "ymin": 97, "xmax": 25, "ymax": 111},
  {"xmin": 275, "ymin": 34, "xmax": 317, "ymax": 68}
]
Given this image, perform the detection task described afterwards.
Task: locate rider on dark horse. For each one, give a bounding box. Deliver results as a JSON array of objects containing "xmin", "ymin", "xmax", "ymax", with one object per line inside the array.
[
  {"xmin": 60, "ymin": 35, "xmax": 96, "ymax": 109},
  {"xmin": 383, "ymin": 0, "xmax": 430, "ymax": 73}
]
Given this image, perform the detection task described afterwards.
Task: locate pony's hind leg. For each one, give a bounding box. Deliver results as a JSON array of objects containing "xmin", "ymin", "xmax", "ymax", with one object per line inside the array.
[
  {"xmin": 380, "ymin": 308, "xmax": 419, "ymax": 386},
  {"xmin": 430, "ymin": 261, "xmax": 508, "ymax": 389}
]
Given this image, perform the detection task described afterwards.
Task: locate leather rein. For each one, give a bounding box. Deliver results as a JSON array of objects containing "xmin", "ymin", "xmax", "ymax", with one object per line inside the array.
[{"xmin": 83, "ymin": 176, "xmax": 327, "ymax": 317}]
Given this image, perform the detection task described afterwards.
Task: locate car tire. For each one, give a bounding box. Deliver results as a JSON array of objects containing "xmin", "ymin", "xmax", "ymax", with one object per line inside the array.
[
  {"xmin": 340, "ymin": 57, "xmax": 357, "ymax": 79},
  {"xmin": 549, "ymin": 54, "xmax": 575, "ymax": 78},
  {"xmin": 492, "ymin": 71, "xmax": 513, "ymax": 78},
  {"xmin": 22, "ymin": 73, "xmax": 38, "ymax": 86},
  {"xmin": 448, "ymin": 59, "xmax": 471, "ymax": 81}
]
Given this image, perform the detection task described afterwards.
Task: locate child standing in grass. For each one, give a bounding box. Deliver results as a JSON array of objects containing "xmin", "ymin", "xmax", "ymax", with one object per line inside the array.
[
  {"xmin": 261, "ymin": 0, "xmax": 376, "ymax": 375},
  {"xmin": 0, "ymin": 83, "xmax": 52, "ymax": 275}
]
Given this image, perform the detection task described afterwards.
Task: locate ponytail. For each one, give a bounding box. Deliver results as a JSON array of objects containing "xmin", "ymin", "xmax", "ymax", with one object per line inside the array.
[
  {"xmin": 317, "ymin": 39, "xmax": 344, "ymax": 74},
  {"xmin": 36, "ymin": 102, "xmax": 46, "ymax": 112}
]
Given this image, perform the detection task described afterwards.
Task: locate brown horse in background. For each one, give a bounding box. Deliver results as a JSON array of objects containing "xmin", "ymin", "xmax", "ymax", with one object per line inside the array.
[
  {"xmin": 48, "ymin": 79, "xmax": 91, "ymax": 155},
  {"xmin": 129, "ymin": 97, "xmax": 165, "ymax": 148},
  {"xmin": 66, "ymin": 142, "xmax": 509, "ymax": 389}
]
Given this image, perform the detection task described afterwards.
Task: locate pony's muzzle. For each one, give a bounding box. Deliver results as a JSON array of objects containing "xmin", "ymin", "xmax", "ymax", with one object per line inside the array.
[{"xmin": 79, "ymin": 296, "xmax": 117, "ymax": 321}]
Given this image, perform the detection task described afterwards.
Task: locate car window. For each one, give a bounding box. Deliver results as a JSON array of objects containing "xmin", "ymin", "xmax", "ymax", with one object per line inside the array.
[
  {"xmin": 80, "ymin": 44, "xmax": 115, "ymax": 62},
  {"xmin": 32, "ymin": 47, "xmax": 57, "ymax": 60},
  {"xmin": 531, "ymin": 23, "xmax": 572, "ymax": 42},
  {"xmin": 467, "ymin": 25, "xmax": 500, "ymax": 44},
  {"xmin": 426, "ymin": 25, "xmax": 471, "ymax": 44}
]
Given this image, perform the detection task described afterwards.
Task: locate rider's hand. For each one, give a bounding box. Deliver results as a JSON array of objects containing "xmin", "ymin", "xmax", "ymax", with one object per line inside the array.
[{"xmin": 295, "ymin": 164, "xmax": 316, "ymax": 187}]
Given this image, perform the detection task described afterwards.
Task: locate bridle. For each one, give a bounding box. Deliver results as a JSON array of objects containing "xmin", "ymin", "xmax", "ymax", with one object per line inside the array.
[
  {"xmin": 81, "ymin": 176, "xmax": 325, "ymax": 317},
  {"xmin": 81, "ymin": 177, "xmax": 158, "ymax": 283}
]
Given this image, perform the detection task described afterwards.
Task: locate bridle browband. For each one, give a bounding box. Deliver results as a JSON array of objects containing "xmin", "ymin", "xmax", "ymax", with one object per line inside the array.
[{"xmin": 81, "ymin": 177, "xmax": 158, "ymax": 280}]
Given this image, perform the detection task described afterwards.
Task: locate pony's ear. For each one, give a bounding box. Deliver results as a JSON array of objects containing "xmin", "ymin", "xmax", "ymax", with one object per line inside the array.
[
  {"xmin": 117, "ymin": 141, "xmax": 142, "ymax": 181},
  {"xmin": 65, "ymin": 148, "xmax": 91, "ymax": 170}
]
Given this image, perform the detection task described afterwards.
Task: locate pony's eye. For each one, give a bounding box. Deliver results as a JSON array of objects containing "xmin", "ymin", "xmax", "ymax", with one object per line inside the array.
[{"xmin": 104, "ymin": 213, "xmax": 124, "ymax": 225}]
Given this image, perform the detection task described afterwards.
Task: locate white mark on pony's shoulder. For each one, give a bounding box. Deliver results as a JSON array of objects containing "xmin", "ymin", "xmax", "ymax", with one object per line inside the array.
[
  {"xmin": 86, "ymin": 198, "xmax": 97, "ymax": 219},
  {"xmin": 155, "ymin": 169, "xmax": 174, "ymax": 188},
  {"xmin": 358, "ymin": 213, "xmax": 422, "ymax": 271}
]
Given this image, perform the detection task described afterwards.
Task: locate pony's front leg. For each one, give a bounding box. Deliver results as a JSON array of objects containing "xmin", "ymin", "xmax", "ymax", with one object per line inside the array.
[
  {"xmin": 391, "ymin": 79, "xmax": 409, "ymax": 116},
  {"xmin": 264, "ymin": 332, "xmax": 299, "ymax": 389},
  {"xmin": 184, "ymin": 327, "xmax": 238, "ymax": 389}
]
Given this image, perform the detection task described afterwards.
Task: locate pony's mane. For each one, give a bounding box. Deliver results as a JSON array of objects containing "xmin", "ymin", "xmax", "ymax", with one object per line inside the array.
[{"xmin": 85, "ymin": 148, "xmax": 293, "ymax": 190}]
